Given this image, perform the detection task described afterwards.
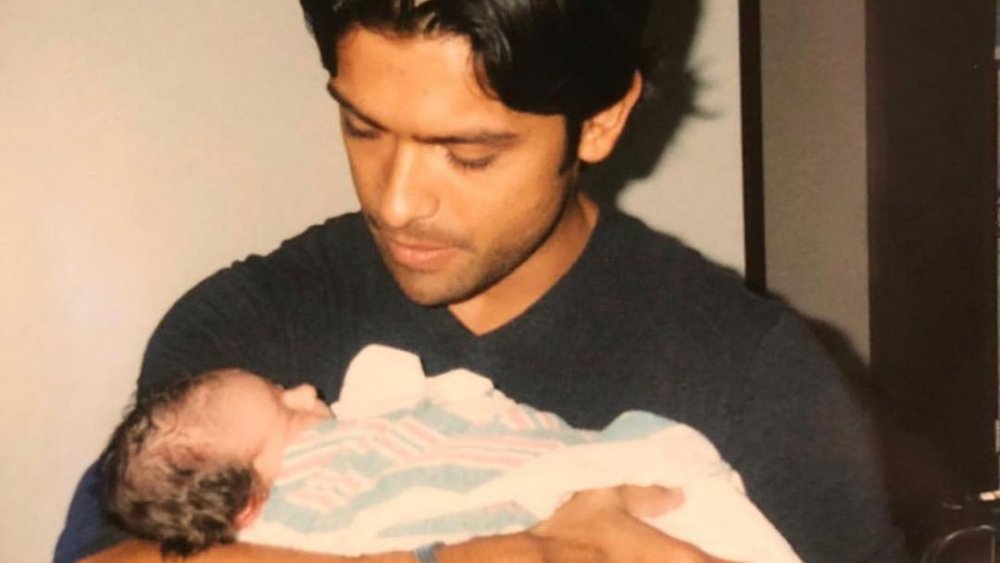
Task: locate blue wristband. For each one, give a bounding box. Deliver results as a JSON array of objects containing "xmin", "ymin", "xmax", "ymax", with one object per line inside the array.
[{"xmin": 413, "ymin": 542, "xmax": 444, "ymax": 563}]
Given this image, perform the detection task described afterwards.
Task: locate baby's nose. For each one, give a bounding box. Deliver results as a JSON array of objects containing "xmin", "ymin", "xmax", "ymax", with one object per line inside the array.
[{"xmin": 282, "ymin": 383, "xmax": 319, "ymax": 410}]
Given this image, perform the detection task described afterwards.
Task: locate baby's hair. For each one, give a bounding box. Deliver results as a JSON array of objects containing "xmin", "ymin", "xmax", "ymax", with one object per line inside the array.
[{"xmin": 99, "ymin": 369, "xmax": 263, "ymax": 558}]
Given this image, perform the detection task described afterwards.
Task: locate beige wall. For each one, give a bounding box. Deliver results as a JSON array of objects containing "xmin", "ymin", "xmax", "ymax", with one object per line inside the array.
[
  {"xmin": 621, "ymin": 0, "xmax": 744, "ymax": 270},
  {"xmin": 0, "ymin": 2, "xmax": 742, "ymax": 560},
  {"xmin": 760, "ymin": 0, "xmax": 870, "ymax": 364}
]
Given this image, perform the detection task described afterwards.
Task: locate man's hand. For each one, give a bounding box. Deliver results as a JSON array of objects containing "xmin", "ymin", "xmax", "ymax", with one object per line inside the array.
[{"xmin": 525, "ymin": 485, "xmax": 737, "ymax": 563}]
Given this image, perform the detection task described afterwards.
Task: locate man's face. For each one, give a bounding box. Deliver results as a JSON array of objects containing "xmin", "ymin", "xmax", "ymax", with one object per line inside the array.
[{"xmin": 329, "ymin": 28, "xmax": 579, "ymax": 307}]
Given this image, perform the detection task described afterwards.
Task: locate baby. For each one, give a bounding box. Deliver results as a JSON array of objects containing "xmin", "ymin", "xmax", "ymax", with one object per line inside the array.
[
  {"xmin": 100, "ymin": 345, "xmax": 801, "ymax": 562},
  {"xmin": 99, "ymin": 366, "xmax": 332, "ymax": 556}
]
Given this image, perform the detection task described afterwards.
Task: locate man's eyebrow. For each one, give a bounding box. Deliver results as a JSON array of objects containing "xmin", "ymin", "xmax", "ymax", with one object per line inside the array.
[
  {"xmin": 327, "ymin": 83, "xmax": 387, "ymax": 131},
  {"xmin": 327, "ymin": 82, "xmax": 520, "ymax": 146},
  {"xmin": 414, "ymin": 130, "xmax": 520, "ymax": 146}
]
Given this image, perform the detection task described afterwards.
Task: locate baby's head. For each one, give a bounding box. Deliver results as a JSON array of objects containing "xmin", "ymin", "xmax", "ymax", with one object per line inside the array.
[{"xmin": 99, "ymin": 368, "xmax": 332, "ymax": 557}]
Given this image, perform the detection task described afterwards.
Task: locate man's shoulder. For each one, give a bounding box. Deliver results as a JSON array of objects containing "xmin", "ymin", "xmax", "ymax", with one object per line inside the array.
[
  {"xmin": 196, "ymin": 211, "xmax": 380, "ymax": 288},
  {"xmin": 600, "ymin": 210, "xmax": 744, "ymax": 282},
  {"xmin": 598, "ymin": 209, "xmax": 784, "ymax": 335},
  {"xmin": 264, "ymin": 211, "xmax": 372, "ymax": 265},
  {"xmin": 137, "ymin": 211, "xmax": 386, "ymax": 392},
  {"xmin": 170, "ymin": 211, "xmax": 376, "ymax": 302}
]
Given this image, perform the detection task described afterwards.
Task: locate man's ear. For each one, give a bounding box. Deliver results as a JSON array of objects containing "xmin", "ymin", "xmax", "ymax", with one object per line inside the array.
[
  {"xmin": 577, "ymin": 72, "xmax": 643, "ymax": 164},
  {"xmin": 233, "ymin": 489, "xmax": 268, "ymax": 529}
]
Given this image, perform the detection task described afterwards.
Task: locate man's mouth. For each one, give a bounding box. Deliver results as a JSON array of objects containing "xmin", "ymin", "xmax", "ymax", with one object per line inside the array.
[{"xmin": 384, "ymin": 236, "xmax": 458, "ymax": 271}]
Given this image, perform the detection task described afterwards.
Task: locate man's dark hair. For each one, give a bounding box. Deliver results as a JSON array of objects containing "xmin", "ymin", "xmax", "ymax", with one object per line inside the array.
[
  {"xmin": 299, "ymin": 0, "xmax": 696, "ymax": 171},
  {"xmin": 98, "ymin": 370, "xmax": 261, "ymax": 558}
]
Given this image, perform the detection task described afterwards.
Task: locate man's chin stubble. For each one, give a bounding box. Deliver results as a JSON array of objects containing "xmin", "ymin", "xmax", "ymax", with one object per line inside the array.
[{"xmin": 385, "ymin": 255, "xmax": 518, "ymax": 309}]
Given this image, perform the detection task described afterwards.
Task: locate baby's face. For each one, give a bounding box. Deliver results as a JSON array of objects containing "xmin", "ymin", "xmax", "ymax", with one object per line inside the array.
[{"xmin": 193, "ymin": 370, "xmax": 333, "ymax": 485}]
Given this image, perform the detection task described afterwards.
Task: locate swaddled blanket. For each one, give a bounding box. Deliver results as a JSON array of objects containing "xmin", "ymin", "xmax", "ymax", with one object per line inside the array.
[{"xmin": 240, "ymin": 345, "xmax": 802, "ymax": 562}]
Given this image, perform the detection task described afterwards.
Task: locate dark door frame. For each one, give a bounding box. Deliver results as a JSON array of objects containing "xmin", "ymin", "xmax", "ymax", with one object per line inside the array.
[
  {"xmin": 741, "ymin": 0, "xmax": 998, "ymax": 551},
  {"xmin": 866, "ymin": 0, "xmax": 998, "ymax": 493}
]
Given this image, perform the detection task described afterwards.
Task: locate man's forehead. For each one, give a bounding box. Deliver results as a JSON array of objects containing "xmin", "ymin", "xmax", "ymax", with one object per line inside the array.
[
  {"xmin": 334, "ymin": 28, "xmax": 483, "ymax": 97},
  {"xmin": 330, "ymin": 28, "xmax": 528, "ymax": 138}
]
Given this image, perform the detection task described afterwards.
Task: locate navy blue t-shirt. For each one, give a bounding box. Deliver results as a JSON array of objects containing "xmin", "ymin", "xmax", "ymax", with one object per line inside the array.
[{"xmin": 56, "ymin": 209, "xmax": 907, "ymax": 562}]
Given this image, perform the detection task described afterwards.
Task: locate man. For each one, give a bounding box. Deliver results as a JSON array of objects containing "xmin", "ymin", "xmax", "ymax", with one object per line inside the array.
[{"xmin": 57, "ymin": 0, "xmax": 907, "ymax": 561}]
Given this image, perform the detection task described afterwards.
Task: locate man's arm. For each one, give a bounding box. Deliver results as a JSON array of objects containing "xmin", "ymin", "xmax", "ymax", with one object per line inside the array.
[
  {"xmin": 55, "ymin": 463, "xmax": 129, "ymax": 563},
  {"xmin": 81, "ymin": 540, "xmax": 417, "ymax": 563},
  {"xmin": 727, "ymin": 313, "xmax": 907, "ymax": 562},
  {"xmin": 79, "ymin": 534, "xmax": 581, "ymax": 563},
  {"xmin": 80, "ymin": 487, "xmax": 731, "ymax": 563}
]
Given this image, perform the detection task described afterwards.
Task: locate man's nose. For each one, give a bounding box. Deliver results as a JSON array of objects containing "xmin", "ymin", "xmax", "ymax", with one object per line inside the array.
[{"xmin": 379, "ymin": 141, "xmax": 438, "ymax": 229}]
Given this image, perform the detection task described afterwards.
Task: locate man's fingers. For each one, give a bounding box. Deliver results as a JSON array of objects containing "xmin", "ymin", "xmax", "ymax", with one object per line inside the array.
[
  {"xmin": 531, "ymin": 485, "xmax": 736, "ymax": 563},
  {"xmin": 543, "ymin": 485, "xmax": 685, "ymax": 518},
  {"xmin": 617, "ymin": 484, "xmax": 685, "ymax": 517}
]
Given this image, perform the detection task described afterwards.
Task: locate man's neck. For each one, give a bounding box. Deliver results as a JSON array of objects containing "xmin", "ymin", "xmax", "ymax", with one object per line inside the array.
[{"xmin": 447, "ymin": 193, "xmax": 599, "ymax": 336}]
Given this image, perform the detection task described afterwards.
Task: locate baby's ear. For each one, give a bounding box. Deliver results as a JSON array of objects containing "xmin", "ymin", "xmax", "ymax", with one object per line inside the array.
[{"xmin": 233, "ymin": 490, "xmax": 268, "ymax": 529}]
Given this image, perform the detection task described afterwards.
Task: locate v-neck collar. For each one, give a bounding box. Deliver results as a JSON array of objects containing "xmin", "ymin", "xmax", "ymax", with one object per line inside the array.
[{"xmin": 428, "ymin": 206, "xmax": 620, "ymax": 346}]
